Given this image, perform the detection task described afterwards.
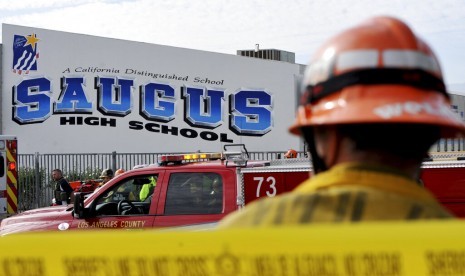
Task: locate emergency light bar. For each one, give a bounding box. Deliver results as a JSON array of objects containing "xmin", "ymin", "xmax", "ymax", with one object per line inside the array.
[{"xmin": 158, "ymin": 152, "xmax": 223, "ymax": 165}]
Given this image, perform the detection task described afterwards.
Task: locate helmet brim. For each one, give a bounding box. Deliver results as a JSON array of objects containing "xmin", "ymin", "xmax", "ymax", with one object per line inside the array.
[{"xmin": 289, "ymin": 85, "xmax": 465, "ymax": 138}]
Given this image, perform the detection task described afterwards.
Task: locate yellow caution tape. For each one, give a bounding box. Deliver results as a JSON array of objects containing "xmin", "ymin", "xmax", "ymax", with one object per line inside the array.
[{"xmin": 2, "ymin": 220, "xmax": 465, "ymax": 275}]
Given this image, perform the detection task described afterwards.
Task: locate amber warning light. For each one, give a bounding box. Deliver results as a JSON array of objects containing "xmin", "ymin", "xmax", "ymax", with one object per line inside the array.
[{"xmin": 158, "ymin": 153, "xmax": 223, "ymax": 165}]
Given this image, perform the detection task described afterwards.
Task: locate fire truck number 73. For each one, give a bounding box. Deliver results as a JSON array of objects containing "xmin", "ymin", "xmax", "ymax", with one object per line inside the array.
[{"xmin": 254, "ymin": 176, "xmax": 277, "ymax": 198}]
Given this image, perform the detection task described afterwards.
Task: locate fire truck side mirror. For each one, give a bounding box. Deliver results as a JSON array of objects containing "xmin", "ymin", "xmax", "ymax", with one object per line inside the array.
[
  {"xmin": 223, "ymin": 144, "xmax": 249, "ymax": 167},
  {"xmin": 73, "ymin": 192, "xmax": 88, "ymax": 219}
]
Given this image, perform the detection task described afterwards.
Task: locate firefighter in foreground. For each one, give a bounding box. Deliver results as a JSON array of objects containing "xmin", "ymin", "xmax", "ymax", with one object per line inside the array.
[{"xmin": 220, "ymin": 16, "xmax": 465, "ymax": 227}]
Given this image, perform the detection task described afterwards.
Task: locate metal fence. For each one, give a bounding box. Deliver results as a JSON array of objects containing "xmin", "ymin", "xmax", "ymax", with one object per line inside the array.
[
  {"xmin": 17, "ymin": 150, "xmax": 306, "ymax": 212},
  {"xmin": 436, "ymin": 138, "xmax": 465, "ymax": 152},
  {"xmin": 15, "ymin": 138, "xmax": 463, "ymax": 212}
]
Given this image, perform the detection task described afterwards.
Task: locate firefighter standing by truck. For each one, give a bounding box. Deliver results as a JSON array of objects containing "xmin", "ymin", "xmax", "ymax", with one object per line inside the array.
[
  {"xmin": 220, "ymin": 16, "xmax": 465, "ymax": 227},
  {"xmin": 99, "ymin": 169, "xmax": 114, "ymax": 187},
  {"xmin": 52, "ymin": 169, "xmax": 73, "ymax": 206}
]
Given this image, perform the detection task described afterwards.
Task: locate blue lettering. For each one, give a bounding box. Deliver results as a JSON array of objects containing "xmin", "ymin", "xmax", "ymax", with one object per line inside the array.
[
  {"xmin": 183, "ymin": 86, "xmax": 224, "ymax": 128},
  {"xmin": 12, "ymin": 75, "xmax": 276, "ymax": 138},
  {"xmin": 96, "ymin": 77, "xmax": 133, "ymax": 116},
  {"xmin": 12, "ymin": 77, "xmax": 52, "ymax": 124},
  {"xmin": 229, "ymin": 90, "xmax": 272, "ymax": 136},
  {"xmin": 54, "ymin": 77, "xmax": 93, "ymax": 113},
  {"xmin": 140, "ymin": 83, "xmax": 175, "ymax": 122}
]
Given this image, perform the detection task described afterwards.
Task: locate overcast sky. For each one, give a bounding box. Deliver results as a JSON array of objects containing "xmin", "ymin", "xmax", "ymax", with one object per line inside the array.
[{"xmin": 0, "ymin": 0, "xmax": 464, "ymax": 91}]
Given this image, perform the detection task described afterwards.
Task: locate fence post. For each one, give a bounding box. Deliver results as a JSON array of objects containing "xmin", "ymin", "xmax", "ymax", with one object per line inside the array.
[
  {"xmin": 112, "ymin": 151, "xmax": 117, "ymax": 173},
  {"xmin": 34, "ymin": 152, "xmax": 40, "ymax": 209}
]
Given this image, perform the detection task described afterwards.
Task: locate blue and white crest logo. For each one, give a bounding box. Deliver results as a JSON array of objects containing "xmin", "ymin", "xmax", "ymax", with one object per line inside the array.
[{"xmin": 12, "ymin": 33, "xmax": 40, "ymax": 75}]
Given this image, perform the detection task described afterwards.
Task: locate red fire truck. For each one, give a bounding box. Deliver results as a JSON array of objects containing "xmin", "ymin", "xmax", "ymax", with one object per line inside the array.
[
  {"xmin": 1, "ymin": 143, "xmax": 464, "ymax": 235},
  {"xmin": 420, "ymin": 153, "xmax": 465, "ymax": 218},
  {"xmin": 0, "ymin": 136, "xmax": 18, "ymax": 219},
  {"xmin": 0, "ymin": 145, "xmax": 310, "ymax": 235}
]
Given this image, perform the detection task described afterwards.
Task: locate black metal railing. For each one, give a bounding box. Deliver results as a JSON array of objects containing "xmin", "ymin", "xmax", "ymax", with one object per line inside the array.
[
  {"xmin": 15, "ymin": 137, "xmax": 462, "ymax": 212},
  {"xmin": 17, "ymin": 150, "xmax": 307, "ymax": 211}
]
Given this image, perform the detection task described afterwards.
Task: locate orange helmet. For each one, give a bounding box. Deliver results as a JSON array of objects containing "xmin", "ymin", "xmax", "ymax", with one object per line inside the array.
[
  {"xmin": 284, "ymin": 149, "xmax": 297, "ymax": 158},
  {"xmin": 289, "ymin": 16, "xmax": 465, "ymax": 138},
  {"xmin": 115, "ymin": 169, "xmax": 125, "ymax": 176}
]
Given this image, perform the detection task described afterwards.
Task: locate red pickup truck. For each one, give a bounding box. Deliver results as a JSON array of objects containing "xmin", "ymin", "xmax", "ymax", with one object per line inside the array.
[
  {"xmin": 2, "ymin": 146, "xmax": 464, "ymax": 235},
  {"xmin": 0, "ymin": 145, "xmax": 310, "ymax": 235}
]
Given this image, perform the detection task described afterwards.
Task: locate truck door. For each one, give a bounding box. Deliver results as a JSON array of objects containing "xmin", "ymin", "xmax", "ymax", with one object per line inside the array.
[
  {"xmin": 69, "ymin": 172, "xmax": 163, "ymax": 230},
  {"xmin": 153, "ymin": 170, "xmax": 235, "ymax": 227}
]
